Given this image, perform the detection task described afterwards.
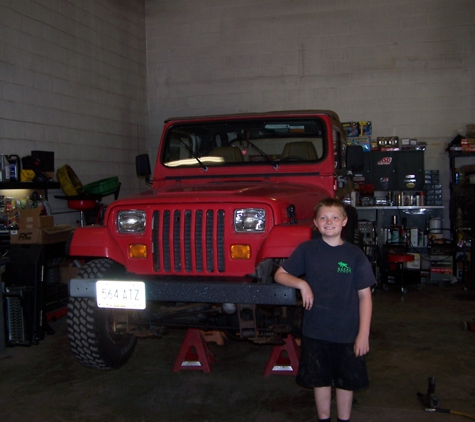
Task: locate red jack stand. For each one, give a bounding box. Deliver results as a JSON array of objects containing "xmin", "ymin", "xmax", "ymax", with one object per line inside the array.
[
  {"xmin": 173, "ymin": 328, "xmax": 216, "ymax": 373},
  {"xmin": 264, "ymin": 335, "xmax": 300, "ymax": 377}
]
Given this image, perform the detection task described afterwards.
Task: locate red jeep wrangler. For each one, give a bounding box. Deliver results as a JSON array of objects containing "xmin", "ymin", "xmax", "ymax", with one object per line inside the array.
[{"xmin": 67, "ymin": 110, "xmax": 363, "ymax": 370}]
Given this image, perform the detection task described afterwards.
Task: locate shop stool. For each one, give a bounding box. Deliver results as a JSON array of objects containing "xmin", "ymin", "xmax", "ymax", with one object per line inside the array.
[
  {"xmin": 55, "ymin": 194, "xmax": 102, "ymax": 227},
  {"xmin": 382, "ymin": 244, "xmax": 420, "ymax": 294},
  {"xmin": 67, "ymin": 198, "xmax": 98, "ymax": 227}
]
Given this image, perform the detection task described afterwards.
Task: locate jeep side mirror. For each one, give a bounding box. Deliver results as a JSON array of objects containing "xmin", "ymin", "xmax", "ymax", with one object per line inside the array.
[{"xmin": 136, "ymin": 153, "xmax": 152, "ymax": 184}]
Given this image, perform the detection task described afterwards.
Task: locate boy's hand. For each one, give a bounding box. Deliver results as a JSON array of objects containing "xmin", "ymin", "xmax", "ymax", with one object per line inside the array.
[
  {"xmin": 299, "ymin": 281, "xmax": 314, "ymax": 310},
  {"xmin": 354, "ymin": 334, "xmax": 369, "ymax": 357},
  {"xmin": 274, "ymin": 267, "xmax": 314, "ymax": 310}
]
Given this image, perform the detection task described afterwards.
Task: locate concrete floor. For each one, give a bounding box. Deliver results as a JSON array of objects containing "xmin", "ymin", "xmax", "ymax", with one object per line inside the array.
[{"xmin": 1, "ymin": 284, "xmax": 475, "ymax": 422}]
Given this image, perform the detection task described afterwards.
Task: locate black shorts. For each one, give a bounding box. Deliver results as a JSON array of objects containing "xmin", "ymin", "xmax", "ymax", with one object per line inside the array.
[{"xmin": 296, "ymin": 336, "xmax": 369, "ymax": 391}]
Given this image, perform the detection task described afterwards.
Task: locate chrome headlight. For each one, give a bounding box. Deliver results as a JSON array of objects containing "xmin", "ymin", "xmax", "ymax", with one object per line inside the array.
[
  {"xmin": 234, "ymin": 208, "xmax": 266, "ymax": 232},
  {"xmin": 117, "ymin": 210, "xmax": 146, "ymax": 233}
]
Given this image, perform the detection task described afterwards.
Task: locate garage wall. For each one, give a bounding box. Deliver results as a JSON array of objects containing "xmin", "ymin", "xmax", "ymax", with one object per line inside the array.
[
  {"xmin": 0, "ymin": 0, "xmax": 148, "ymax": 222},
  {"xmin": 1, "ymin": 1, "xmax": 473, "ymax": 225},
  {"xmin": 145, "ymin": 0, "xmax": 475, "ymax": 224}
]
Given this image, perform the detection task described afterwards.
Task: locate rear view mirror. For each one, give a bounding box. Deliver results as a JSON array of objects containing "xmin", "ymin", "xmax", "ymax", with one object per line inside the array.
[{"xmin": 136, "ymin": 154, "xmax": 152, "ymax": 184}]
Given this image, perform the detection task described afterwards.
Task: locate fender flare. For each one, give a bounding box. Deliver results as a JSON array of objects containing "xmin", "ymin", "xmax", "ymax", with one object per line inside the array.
[
  {"xmin": 255, "ymin": 225, "xmax": 313, "ymax": 263},
  {"xmin": 67, "ymin": 226, "xmax": 126, "ymax": 266}
]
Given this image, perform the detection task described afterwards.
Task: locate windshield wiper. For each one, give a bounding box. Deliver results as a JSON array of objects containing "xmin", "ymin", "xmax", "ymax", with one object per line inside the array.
[
  {"xmin": 178, "ymin": 139, "xmax": 208, "ymax": 171},
  {"xmin": 242, "ymin": 140, "xmax": 278, "ymax": 170}
]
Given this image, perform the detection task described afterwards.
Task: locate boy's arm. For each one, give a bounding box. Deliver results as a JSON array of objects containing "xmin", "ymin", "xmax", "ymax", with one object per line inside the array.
[
  {"xmin": 354, "ymin": 286, "xmax": 372, "ymax": 357},
  {"xmin": 274, "ymin": 266, "xmax": 314, "ymax": 310}
]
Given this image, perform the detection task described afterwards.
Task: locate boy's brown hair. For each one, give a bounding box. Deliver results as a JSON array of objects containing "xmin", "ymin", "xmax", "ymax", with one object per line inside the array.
[{"xmin": 313, "ymin": 197, "xmax": 348, "ymax": 220}]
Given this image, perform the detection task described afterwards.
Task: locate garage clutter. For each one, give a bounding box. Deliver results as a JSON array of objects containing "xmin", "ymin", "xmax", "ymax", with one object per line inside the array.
[
  {"xmin": 56, "ymin": 164, "xmax": 120, "ymax": 198},
  {"xmin": 55, "ymin": 165, "xmax": 120, "ymax": 227},
  {"xmin": 10, "ymin": 208, "xmax": 74, "ymax": 244}
]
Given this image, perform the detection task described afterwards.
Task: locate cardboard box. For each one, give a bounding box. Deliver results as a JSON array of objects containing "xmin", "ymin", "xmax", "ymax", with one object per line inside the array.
[
  {"xmin": 462, "ymin": 144, "xmax": 475, "ymax": 152},
  {"xmin": 10, "ymin": 224, "xmax": 75, "ymax": 244},
  {"xmin": 60, "ymin": 262, "xmax": 81, "ymax": 284},
  {"xmin": 20, "ymin": 208, "xmax": 54, "ymax": 229},
  {"xmin": 342, "ymin": 121, "xmax": 372, "ymax": 137},
  {"xmin": 377, "ymin": 136, "xmax": 399, "ymax": 149},
  {"xmin": 359, "ymin": 121, "xmax": 372, "ymax": 136},
  {"xmin": 347, "ymin": 136, "xmax": 371, "ymax": 152},
  {"xmin": 342, "ymin": 122, "xmax": 360, "ymax": 138},
  {"xmin": 406, "ymin": 253, "xmax": 421, "ymax": 270}
]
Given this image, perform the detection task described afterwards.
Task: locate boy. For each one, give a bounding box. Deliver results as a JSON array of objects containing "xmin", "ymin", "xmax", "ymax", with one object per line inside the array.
[{"xmin": 274, "ymin": 198, "xmax": 374, "ymax": 422}]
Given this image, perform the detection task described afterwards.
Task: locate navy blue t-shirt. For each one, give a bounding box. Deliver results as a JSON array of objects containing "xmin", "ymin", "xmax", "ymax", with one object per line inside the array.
[{"xmin": 282, "ymin": 238, "xmax": 376, "ymax": 343}]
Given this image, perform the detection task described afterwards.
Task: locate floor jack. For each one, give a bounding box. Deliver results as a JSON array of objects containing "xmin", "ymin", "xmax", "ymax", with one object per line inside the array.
[{"xmin": 418, "ymin": 376, "xmax": 475, "ymax": 420}]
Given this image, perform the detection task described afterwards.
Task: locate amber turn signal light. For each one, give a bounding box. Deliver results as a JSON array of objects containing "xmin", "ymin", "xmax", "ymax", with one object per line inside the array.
[
  {"xmin": 230, "ymin": 244, "xmax": 251, "ymax": 259},
  {"xmin": 129, "ymin": 244, "xmax": 148, "ymax": 259}
]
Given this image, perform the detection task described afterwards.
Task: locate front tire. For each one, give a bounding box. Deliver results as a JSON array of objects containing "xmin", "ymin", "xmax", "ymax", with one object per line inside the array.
[{"xmin": 67, "ymin": 259, "xmax": 137, "ymax": 370}]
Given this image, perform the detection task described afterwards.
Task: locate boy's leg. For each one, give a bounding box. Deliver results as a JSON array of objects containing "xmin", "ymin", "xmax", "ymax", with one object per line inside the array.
[
  {"xmin": 313, "ymin": 386, "xmax": 332, "ymax": 419},
  {"xmin": 335, "ymin": 388, "xmax": 353, "ymax": 420}
]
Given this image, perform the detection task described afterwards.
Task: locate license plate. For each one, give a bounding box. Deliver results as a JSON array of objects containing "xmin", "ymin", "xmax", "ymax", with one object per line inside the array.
[{"xmin": 96, "ymin": 280, "xmax": 146, "ymax": 309}]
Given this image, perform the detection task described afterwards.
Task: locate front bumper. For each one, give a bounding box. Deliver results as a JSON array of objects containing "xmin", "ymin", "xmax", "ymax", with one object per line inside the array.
[{"xmin": 69, "ymin": 278, "xmax": 297, "ymax": 306}]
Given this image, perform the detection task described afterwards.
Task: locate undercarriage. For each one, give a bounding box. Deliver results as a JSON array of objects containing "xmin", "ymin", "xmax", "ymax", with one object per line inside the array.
[{"xmin": 113, "ymin": 301, "xmax": 302, "ymax": 345}]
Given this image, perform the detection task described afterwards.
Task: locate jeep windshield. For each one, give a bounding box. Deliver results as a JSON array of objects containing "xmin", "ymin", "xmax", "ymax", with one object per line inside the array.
[{"xmin": 161, "ymin": 118, "xmax": 327, "ymax": 168}]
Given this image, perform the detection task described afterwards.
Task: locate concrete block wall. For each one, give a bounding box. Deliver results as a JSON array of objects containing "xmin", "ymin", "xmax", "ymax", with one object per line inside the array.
[
  {"xmin": 146, "ymin": 0, "xmax": 475, "ymax": 226},
  {"xmin": 0, "ymin": 0, "xmax": 148, "ymax": 224}
]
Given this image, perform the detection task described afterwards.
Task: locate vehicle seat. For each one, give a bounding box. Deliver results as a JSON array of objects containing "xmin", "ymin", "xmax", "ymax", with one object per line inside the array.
[
  {"xmin": 210, "ymin": 146, "xmax": 244, "ymax": 163},
  {"xmin": 281, "ymin": 141, "xmax": 318, "ymax": 160}
]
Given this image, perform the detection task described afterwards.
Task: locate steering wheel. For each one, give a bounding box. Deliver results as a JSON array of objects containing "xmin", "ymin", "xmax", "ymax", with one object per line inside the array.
[{"xmin": 280, "ymin": 156, "xmax": 307, "ymax": 162}]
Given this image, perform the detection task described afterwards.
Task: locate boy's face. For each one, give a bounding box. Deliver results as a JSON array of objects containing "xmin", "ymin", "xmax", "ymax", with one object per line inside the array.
[{"xmin": 314, "ymin": 206, "xmax": 348, "ymax": 239}]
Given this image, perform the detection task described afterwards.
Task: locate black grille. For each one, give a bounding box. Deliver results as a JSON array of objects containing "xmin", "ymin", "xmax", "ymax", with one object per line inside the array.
[{"xmin": 153, "ymin": 208, "xmax": 226, "ymax": 273}]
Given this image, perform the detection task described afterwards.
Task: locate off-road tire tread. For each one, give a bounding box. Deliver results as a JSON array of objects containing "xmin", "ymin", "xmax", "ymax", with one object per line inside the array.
[{"xmin": 67, "ymin": 259, "xmax": 137, "ymax": 370}]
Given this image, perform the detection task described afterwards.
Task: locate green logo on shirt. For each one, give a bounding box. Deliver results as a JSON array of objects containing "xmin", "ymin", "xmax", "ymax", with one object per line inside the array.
[{"xmin": 337, "ymin": 261, "xmax": 351, "ymax": 273}]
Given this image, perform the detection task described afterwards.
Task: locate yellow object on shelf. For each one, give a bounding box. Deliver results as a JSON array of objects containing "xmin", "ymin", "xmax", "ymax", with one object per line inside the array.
[
  {"xmin": 20, "ymin": 169, "xmax": 36, "ymax": 182},
  {"xmin": 57, "ymin": 165, "xmax": 83, "ymax": 196}
]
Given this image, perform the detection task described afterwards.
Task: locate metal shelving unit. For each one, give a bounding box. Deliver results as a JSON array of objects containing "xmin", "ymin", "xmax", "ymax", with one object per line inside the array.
[{"xmin": 448, "ymin": 150, "xmax": 475, "ymax": 290}]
